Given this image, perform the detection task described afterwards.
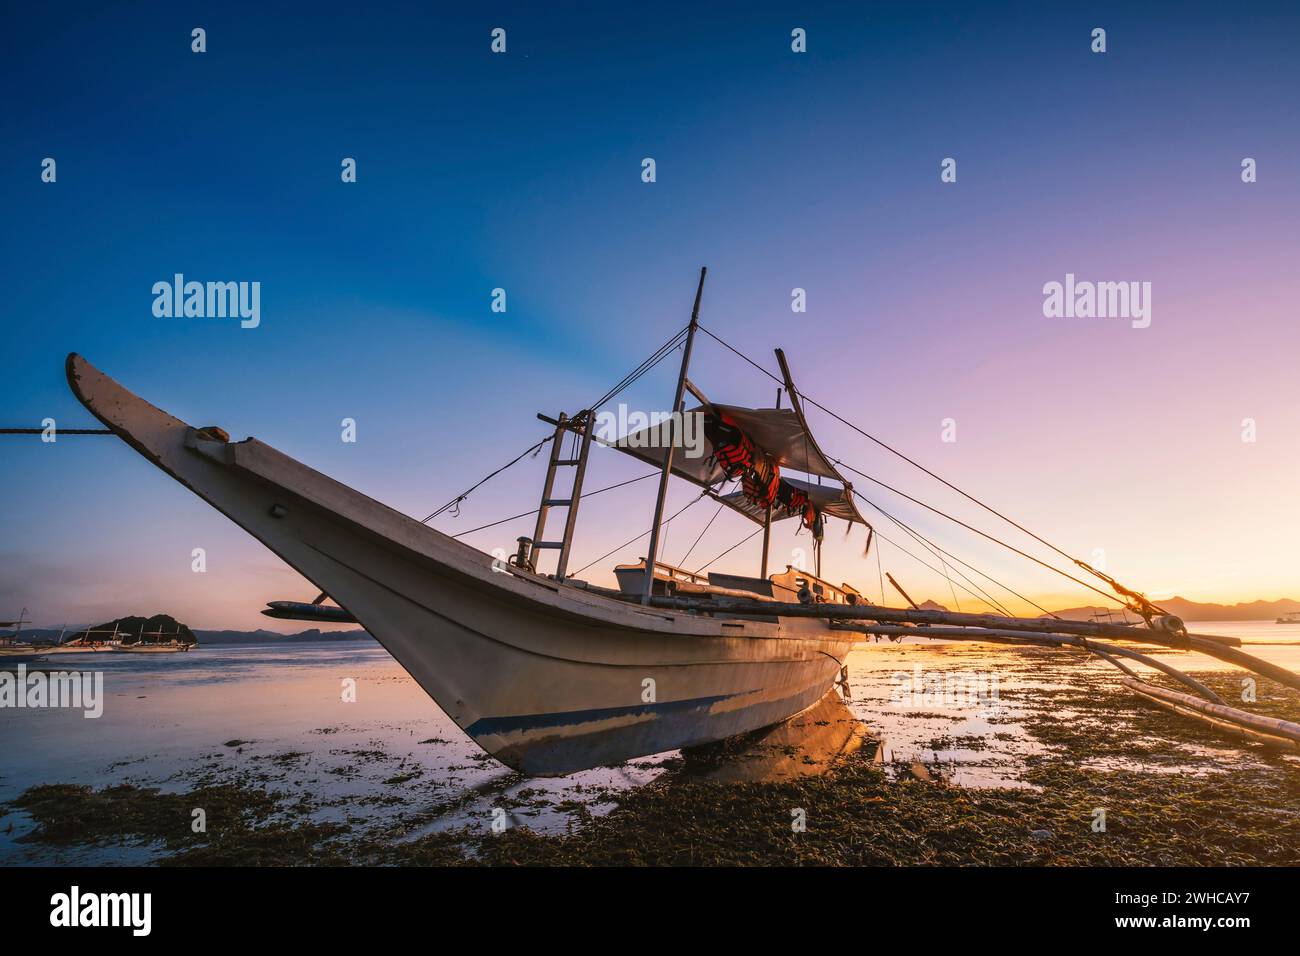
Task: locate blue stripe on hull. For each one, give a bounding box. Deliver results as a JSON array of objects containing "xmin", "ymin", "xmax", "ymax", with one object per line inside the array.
[
  {"xmin": 465, "ymin": 691, "xmax": 746, "ymax": 737},
  {"xmin": 473, "ymin": 682, "xmax": 834, "ymax": 776}
]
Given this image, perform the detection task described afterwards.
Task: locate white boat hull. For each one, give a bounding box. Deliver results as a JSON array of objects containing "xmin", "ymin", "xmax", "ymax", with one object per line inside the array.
[
  {"xmin": 0, "ymin": 647, "xmax": 48, "ymax": 665},
  {"xmin": 67, "ymin": 354, "xmax": 854, "ymax": 776}
]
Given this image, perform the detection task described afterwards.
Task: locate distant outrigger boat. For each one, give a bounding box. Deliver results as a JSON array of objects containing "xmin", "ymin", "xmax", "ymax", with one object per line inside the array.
[
  {"xmin": 60, "ymin": 619, "xmax": 192, "ymax": 653},
  {"xmin": 0, "ymin": 609, "xmax": 46, "ymax": 664},
  {"xmin": 112, "ymin": 642, "xmax": 188, "ymax": 654},
  {"xmin": 1, "ymin": 616, "xmax": 119, "ymax": 660},
  {"xmin": 1089, "ymin": 608, "xmax": 1137, "ymax": 627},
  {"xmin": 65, "ymin": 270, "xmax": 1300, "ymax": 771},
  {"xmin": 113, "ymin": 622, "xmax": 191, "ymax": 652}
]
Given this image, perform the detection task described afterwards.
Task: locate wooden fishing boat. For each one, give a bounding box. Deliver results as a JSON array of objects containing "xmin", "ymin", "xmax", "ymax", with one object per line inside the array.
[
  {"xmin": 63, "ymin": 269, "xmax": 1300, "ymax": 772},
  {"xmin": 0, "ymin": 612, "xmax": 45, "ymax": 664},
  {"xmin": 65, "ymin": 274, "xmax": 871, "ymax": 775}
]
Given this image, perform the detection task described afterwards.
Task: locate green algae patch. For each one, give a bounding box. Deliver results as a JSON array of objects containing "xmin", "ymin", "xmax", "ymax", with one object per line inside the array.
[
  {"xmin": 378, "ymin": 747, "xmax": 1300, "ymax": 866},
  {"xmin": 11, "ymin": 783, "xmax": 277, "ymax": 849},
  {"xmin": 6, "ymin": 782, "xmax": 350, "ymax": 865}
]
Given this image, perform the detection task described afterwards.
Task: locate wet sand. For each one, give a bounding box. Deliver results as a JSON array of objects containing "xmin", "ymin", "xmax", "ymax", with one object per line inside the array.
[{"xmin": 2, "ymin": 625, "xmax": 1298, "ymax": 865}]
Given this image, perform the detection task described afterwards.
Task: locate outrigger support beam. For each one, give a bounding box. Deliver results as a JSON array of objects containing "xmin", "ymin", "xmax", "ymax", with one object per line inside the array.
[
  {"xmin": 642, "ymin": 267, "xmax": 706, "ymax": 603},
  {"xmin": 263, "ymin": 601, "xmax": 358, "ymax": 624},
  {"xmin": 646, "ymin": 594, "xmax": 1300, "ymax": 691},
  {"xmin": 853, "ymin": 623, "xmax": 1227, "ymax": 704},
  {"xmin": 648, "ymin": 594, "xmax": 1210, "ymax": 641},
  {"xmin": 1122, "ymin": 678, "xmax": 1300, "ymax": 748}
]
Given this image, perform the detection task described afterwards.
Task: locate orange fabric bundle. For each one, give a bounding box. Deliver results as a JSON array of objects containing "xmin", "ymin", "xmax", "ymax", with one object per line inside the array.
[
  {"xmin": 705, "ymin": 412, "xmax": 754, "ymax": 480},
  {"xmin": 742, "ymin": 456, "xmax": 780, "ymax": 507}
]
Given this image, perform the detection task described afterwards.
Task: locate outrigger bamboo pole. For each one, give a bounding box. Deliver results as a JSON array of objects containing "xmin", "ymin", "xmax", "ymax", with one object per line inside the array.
[
  {"xmin": 645, "ymin": 595, "xmax": 1300, "ymax": 691},
  {"xmin": 851, "ymin": 623, "xmax": 1226, "ymax": 704},
  {"xmin": 642, "ymin": 267, "xmax": 706, "ymax": 603},
  {"xmin": 761, "ymin": 388, "xmax": 778, "ymax": 578},
  {"xmin": 648, "ymin": 595, "xmax": 1232, "ymax": 643},
  {"xmin": 1123, "ymin": 679, "xmax": 1300, "ymax": 750}
]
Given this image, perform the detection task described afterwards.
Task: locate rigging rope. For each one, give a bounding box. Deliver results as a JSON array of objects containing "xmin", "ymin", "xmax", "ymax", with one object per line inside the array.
[
  {"xmin": 572, "ymin": 491, "xmax": 707, "ymax": 577},
  {"xmin": 699, "ymin": 325, "xmax": 1092, "ymax": 562},
  {"xmin": 695, "ymin": 323, "xmax": 1142, "ymax": 611},
  {"xmin": 852, "ymin": 489, "xmax": 1055, "ymax": 618},
  {"xmin": 875, "ymin": 534, "xmax": 886, "ymax": 604},
  {"xmin": 450, "ymin": 472, "xmax": 657, "ymax": 538},
  {"xmin": 872, "ymin": 502, "xmax": 1012, "ymax": 616},
  {"xmin": 422, "ymin": 324, "xmax": 689, "ymax": 528},
  {"xmin": 937, "ymin": 551, "xmax": 962, "ymax": 612},
  {"xmin": 420, "ymin": 436, "xmax": 553, "ymax": 524},
  {"xmin": 836, "ymin": 459, "xmax": 1123, "ymax": 606},
  {"xmin": 693, "ymin": 527, "xmax": 764, "ymax": 576},
  {"xmin": 678, "ymin": 500, "xmax": 726, "ymax": 569},
  {"xmin": 867, "ymin": 523, "xmax": 1008, "ymax": 610},
  {"xmin": 0, "ymin": 428, "xmax": 113, "ymax": 435},
  {"xmin": 589, "ymin": 325, "xmax": 689, "ymax": 411}
]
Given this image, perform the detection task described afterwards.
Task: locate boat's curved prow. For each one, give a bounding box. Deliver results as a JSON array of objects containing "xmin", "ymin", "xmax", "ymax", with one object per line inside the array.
[
  {"xmin": 68, "ymin": 351, "xmax": 140, "ymax": 427},
  {"xmin": 66, "ymin": 352, "xmax": 191, "ymax": 468}
]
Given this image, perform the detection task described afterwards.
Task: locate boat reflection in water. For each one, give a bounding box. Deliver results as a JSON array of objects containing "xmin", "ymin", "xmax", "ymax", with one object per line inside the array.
[{"xmin": 679, "ymin": 689, "xmax": 873, "ymax": 783}]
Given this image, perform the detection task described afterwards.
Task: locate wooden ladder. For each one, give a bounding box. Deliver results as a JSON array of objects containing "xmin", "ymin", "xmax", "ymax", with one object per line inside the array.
[{"xmin": 527, "ymin": 410, "xmax": 595, "ymax": 581}]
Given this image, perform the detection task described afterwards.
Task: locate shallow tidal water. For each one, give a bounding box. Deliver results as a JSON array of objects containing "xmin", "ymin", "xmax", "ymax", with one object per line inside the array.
[{"xmin": 2, "ymin": 621, "xmax": 1297, "ymax": 864}]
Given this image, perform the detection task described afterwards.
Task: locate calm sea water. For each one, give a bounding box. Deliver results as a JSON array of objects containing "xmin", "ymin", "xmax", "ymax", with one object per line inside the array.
[
  {"xmin": 893, "ymin": 619, "xmax": 1300, "ymax": 671},
  {"xmin": 1, "ymin": 621, "xmax": 1296, "ymax": 863}
]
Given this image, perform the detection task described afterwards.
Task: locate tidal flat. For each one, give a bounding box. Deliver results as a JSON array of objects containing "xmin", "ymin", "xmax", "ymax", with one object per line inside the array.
[{"xmin": 3, "ymin": 636, "xmax": 1298, "ymax": 866}]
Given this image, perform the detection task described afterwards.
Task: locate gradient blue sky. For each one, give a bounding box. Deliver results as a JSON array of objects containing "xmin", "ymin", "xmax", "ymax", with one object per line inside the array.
[{"xmin": 3, "ymin": 2, "xmax": 1298, "ymax": 629}]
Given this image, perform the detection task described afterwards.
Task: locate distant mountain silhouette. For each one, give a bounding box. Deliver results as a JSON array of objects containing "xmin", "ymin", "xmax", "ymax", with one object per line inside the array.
[
  {"xmin": 1052, "ymin": 597, "xmax": 1300, "ymax": 622},
  {"xmin": 194, "ymin": 627, "xmax": 375, "ymax": 645},
  {"xmin": 888, "ymin": 596, "xmax": 1300, "ymax": 622}
]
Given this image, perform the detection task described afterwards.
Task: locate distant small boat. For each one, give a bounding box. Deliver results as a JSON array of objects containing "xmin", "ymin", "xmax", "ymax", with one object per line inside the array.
[
  {"xmin": 1277, "ymin": 612, "xmax": 1300, "ymax": 624},
  {"xmin": 111, "ymin": 643, "xmax": 188, "ymax": 653},
  {"xmin": 1090, "ymin": 608, "xmax": 1137, "ymax": 627},
  {"xmin": 0, "ymin": 646, "xmax": 47, "ymax": 664},
  {"xmin": 0, "ymin": 608, "xmax": 45, "ymax": 663},
  {"xmin": 40, "ymin": 645, "xmax": 112, "ymax": 656}
]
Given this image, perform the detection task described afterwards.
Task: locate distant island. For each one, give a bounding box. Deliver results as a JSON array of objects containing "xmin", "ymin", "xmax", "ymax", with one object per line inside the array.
[{"xmin": 65, "ymin": 614, "xmax": 198, "ymax": 646}]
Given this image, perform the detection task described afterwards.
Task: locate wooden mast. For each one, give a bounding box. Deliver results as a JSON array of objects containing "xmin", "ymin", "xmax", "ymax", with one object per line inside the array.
[
  {"xmin": 760, "ymin": 505, "xmax": 772, "ymax": 578},
  {"xmin": 760, "ymin": 386, "xmax": 781, "ymax": 579},
  {"xmin": 642, "ymin": 267, "xmax": 706, "ymax": 602},
  {"xmin": 886, "ymin": 571, "xmax": 921, "ymax": 609}
]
